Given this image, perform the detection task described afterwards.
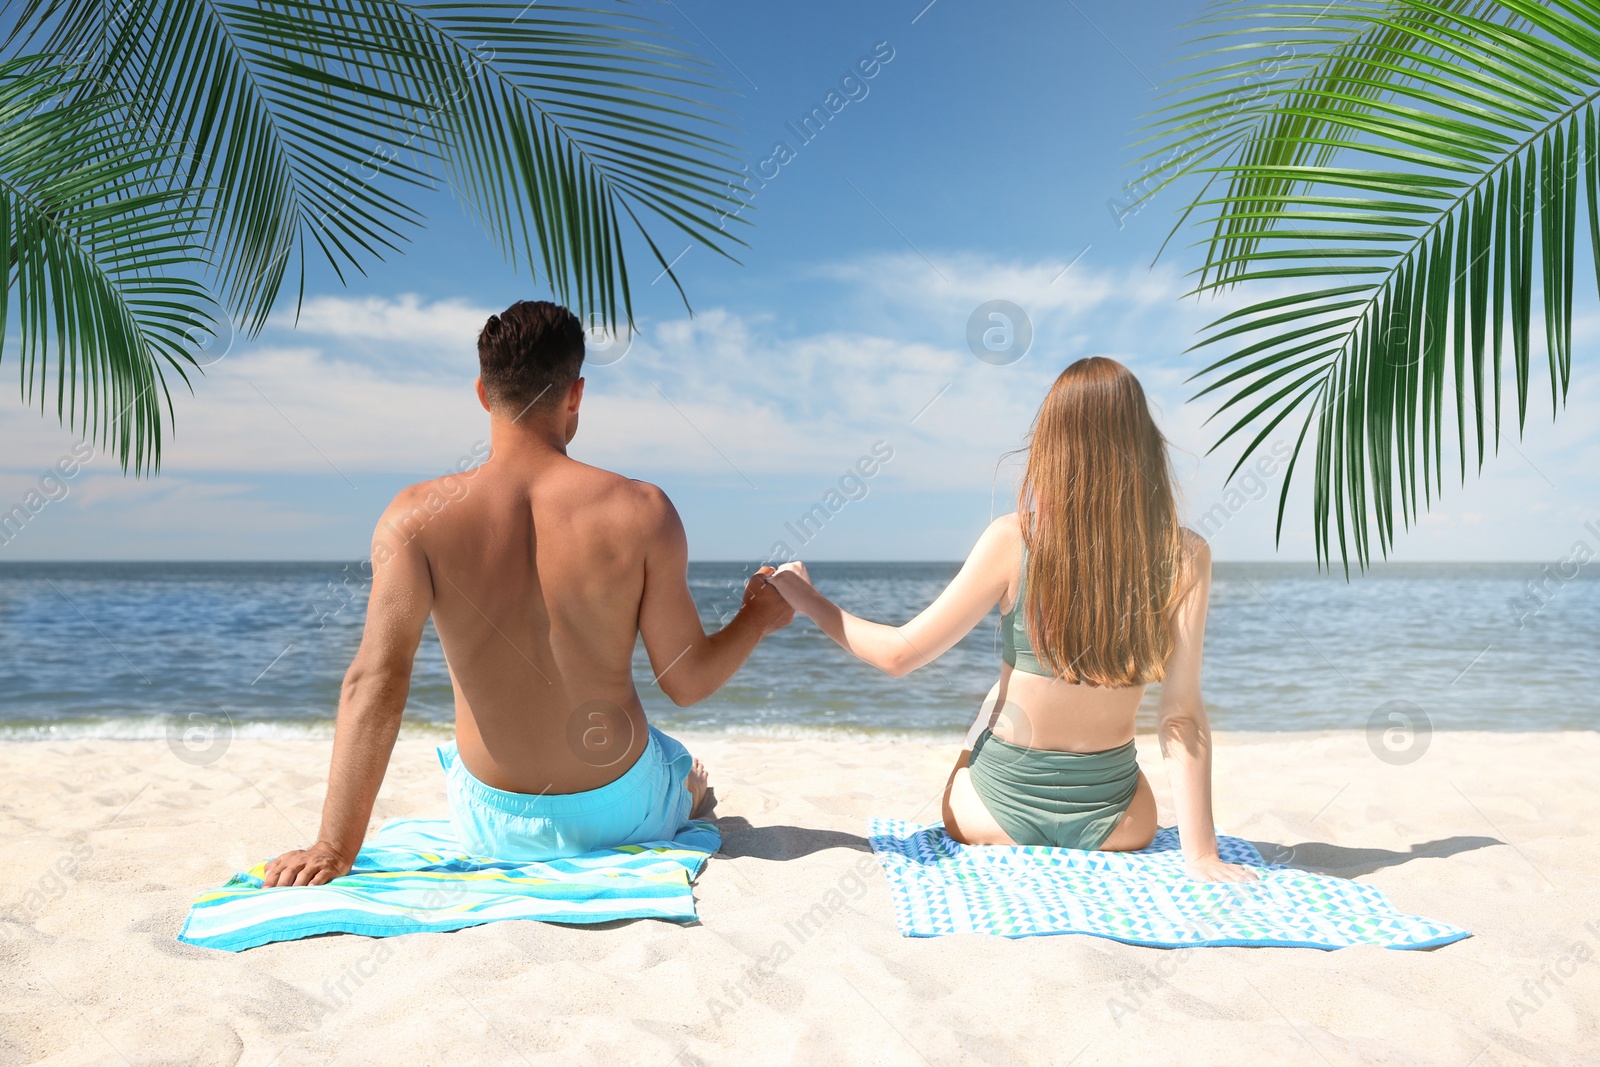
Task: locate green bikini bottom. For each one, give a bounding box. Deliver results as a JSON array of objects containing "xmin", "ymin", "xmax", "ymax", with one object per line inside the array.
[{"xmin": 966, "ymin": 730, "xmax": 1140, "ymax": 850}]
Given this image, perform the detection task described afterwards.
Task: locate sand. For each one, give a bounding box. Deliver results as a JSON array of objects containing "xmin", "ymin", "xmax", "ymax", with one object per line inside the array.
[{"xmin": 2, "ymin": 729, "xmax": 1597, "ymax": 1066}]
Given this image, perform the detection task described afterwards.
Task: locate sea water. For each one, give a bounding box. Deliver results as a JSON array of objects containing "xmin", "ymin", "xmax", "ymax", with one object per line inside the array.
[{"xmin": 0, "ymin": 561, "xmax": 1594, "ymax": 739}]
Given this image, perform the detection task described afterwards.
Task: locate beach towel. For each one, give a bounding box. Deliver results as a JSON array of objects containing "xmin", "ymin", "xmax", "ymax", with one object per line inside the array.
[
  {"xmin": 867, "ymin": 819, "xmax": 1470, "ymax": 950},
  {"xmin": 178, "ymin": 817, "xmax": 720, "ymax": 952}
]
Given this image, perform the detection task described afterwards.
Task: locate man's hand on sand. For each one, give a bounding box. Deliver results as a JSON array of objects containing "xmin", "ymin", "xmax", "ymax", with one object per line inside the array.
[
  {"xmin": 262, "ymin": 842, "xmax": 353, "ymax": 887},
  {"xmin": 743, "ymin": 566, "xmax": 795, "ymax": 634}
]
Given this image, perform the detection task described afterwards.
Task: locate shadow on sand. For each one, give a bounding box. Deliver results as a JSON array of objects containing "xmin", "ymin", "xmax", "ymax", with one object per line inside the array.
[
  {"xmin": 713, "ymin": 816, "xmax": 872, "ymax": 859},
  {"xmin": 1249, "ymin": 835, "xmax": 1502, "ymax": 877}
]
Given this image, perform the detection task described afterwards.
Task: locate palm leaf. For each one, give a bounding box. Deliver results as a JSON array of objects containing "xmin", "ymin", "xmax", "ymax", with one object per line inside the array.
[
  {"xmin": 0, "ymin": 55, "xmax": 213, "ymax": 473},
  {"xmin": 8, "ymin": 0, "xmax": 744, "ymax": 333},
  {"xmin": 1146, "ymin": 0, "xmax": 1598, "ymax": 571},
  {"xmin": 2, "ymin": 1, "xmax": 744, "ymax": 470}
]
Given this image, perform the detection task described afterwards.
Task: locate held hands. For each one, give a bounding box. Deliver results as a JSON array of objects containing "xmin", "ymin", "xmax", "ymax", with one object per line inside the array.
[
  {"xmin": 764, "ymin": 560, "xmax": 813, "ymax": 609},
  {"xmin": 1185, "ymin": 854, "xmax": 1260, "ymax": 883},
  {"xmin": 262, "ymin": 841, "xmax": 353, "ymax": 887},
  {"xmin": 741, "ymin": 566, "xmax": 795, "ymax": 635}
]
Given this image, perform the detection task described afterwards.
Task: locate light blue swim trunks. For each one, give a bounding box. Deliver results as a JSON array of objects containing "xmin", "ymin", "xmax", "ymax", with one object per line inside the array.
[{"xmin": 437, "ymin": 726, "xmax": 696, "ymax": 862}]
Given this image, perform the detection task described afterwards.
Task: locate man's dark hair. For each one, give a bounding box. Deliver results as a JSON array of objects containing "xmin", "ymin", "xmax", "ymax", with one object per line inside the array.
[{"xmin": 477, "ymin": 300, "xmax": 585, "ymax": 414}]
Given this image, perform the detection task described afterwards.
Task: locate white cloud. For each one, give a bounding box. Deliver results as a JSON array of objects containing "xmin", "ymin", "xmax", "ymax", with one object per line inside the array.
[
  {"xmin": 146, "ymin": 346, "xmax": 487, "ymax": 478},
  {"xmin": 272, "ymin": 293, "xmax": 494, "ymax": 349},
  {"xmin": 816, "ymin": 250, "xmax": 1185, "ymax": 320}
]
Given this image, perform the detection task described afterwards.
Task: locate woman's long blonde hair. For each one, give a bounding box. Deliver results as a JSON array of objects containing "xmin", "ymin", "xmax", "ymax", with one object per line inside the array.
[{"xmin": 1017, "ymin": 357, "xmax": 1185, "ymax": 687}]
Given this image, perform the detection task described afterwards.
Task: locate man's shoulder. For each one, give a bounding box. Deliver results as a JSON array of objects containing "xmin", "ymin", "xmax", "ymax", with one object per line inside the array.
[
  {"xmin": 385, "ymin": 468, "xmax": 479, "ymax": 516},
  {"xmin": 560, "ymin": 461, "xmax": 677, "ymax": 526},
  {"xmin": 372, "ymin": 473, "xmax": 476, "ymax": 550},
  {"xmin": 613, "ymin": 473, "xmax": 677, "ymax": 527}
]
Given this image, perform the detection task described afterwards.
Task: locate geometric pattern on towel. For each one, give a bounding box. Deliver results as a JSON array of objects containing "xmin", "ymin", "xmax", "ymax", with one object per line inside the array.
[
  {"xmin": 178, "ymin": 817, "xmax": 720, "ymax": 952},
  {"xmin": 867, "ymin": 819, "xmax": 1470, "ymax": 950}
]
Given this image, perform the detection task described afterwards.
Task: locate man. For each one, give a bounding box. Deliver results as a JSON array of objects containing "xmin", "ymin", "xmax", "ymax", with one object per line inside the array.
[{"xmin": 264, "ymin": 301, "xmax": 792, "ymax": 886}]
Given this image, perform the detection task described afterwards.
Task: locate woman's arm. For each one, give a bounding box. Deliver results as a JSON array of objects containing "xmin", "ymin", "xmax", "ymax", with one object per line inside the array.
[
  {"xmin": 1156, "ymin": 532, "xmax": 1257, "ymax": 883},
  {"xmin": 766, "ymin": 516, "xmax": 1019, "ymax": 677}
]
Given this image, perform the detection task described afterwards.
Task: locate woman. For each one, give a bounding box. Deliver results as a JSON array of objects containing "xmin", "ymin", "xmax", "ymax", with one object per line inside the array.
[{"xmin": 766, "ymin": 357, "xmax": 1256, "ymax": 882}]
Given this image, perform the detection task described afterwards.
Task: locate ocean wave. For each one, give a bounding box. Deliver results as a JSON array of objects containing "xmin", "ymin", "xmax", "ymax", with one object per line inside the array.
[
  {"xmin": 0, "ymin": 716, "xmax": 327, "ymax": 741},
  {"xmin": 0, "ymin": 715, "xmax": 954, "ymax": 744},
  {"xmin": 0, "ymin": 716, "xmax": 456, "ymax": 742}
]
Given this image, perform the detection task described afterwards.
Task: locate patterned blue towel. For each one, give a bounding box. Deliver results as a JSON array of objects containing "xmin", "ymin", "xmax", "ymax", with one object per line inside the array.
[
  {"xmin": 179, "ymin": 818, "xmax": 720, "ymax": 952},
  {"xmin": 867, "ymin": 819, "xmax": 1470, "ymax": 949}
]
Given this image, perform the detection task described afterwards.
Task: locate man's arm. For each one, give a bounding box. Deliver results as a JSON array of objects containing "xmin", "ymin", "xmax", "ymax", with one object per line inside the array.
[
  {"xmin": 262, "ymin": 496, "xmax": 434, "ymax": 887},
  {"xmin": 635, "ymin": 485, "xmax": 791, "ymax": 706}
]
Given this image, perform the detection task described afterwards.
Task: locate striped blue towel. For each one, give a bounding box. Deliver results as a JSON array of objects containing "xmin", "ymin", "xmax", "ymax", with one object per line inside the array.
[
  {"xmin": 868, "ymin": 819, "xmax": 1470, "ymax": 949},
  {"xmin": 179, "ymin": 818, "xmax": 720, "ymax": 952}
]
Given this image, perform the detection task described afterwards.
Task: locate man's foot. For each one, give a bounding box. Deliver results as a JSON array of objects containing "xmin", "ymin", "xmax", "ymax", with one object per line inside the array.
[{"xmin": 687, "ymin": 758, "xmax": 716, "ymax": 819}]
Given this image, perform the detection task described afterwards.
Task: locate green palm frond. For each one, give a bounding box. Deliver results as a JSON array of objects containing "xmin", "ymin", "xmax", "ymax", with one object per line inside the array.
[
  {"xmin": 0, "ymin": 55, "xmax": 213, "ymax": 473},
  {"xmin": 2, "ymin": 1, "xmax": 744, "ymax": 470},
  {"xmin": 1135, "ymin": 0, "xmax": 1524, "ymax": 259},
  {"xmin": 1145, "ymin": 0, "xmax": 1598, "ymax": 571},
  {"xmin": 8, "ymin": 0, "xmax": 743, "ymax": 332}
]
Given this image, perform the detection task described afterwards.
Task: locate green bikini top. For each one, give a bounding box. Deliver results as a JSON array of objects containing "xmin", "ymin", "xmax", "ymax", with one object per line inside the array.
[{"xmin": 1001, "ymin": 546, "xmax": 1051, "ymax": 677}]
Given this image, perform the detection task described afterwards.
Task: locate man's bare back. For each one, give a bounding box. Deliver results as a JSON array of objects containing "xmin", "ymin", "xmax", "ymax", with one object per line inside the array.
[
  {"xmin": 402, "ymin": 424, "xmax": 781, "ymax": 794},
  {"xmin": 264, "ymin": 302, "xmax": 790, "ymax": 886}
]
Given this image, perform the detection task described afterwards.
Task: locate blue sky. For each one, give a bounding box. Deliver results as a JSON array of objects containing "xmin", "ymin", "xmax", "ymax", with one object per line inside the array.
[{"xmin": 1, "ymin": 0, "xmax": 1596, "ymax": 562}]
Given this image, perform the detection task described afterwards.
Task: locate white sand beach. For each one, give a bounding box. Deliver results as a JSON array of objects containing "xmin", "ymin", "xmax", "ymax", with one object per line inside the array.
[{"xmin": 3, "ymin": 730, "xmax": 1597, "ymax": 1066}]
